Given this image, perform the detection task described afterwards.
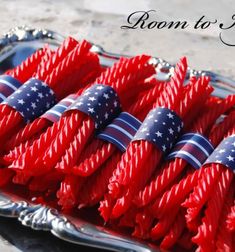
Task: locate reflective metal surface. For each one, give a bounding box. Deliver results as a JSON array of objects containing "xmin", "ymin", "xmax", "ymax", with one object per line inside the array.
[
  {"xmin": 0, "ymin": 26, "xmax": 234, "ymax": 252},
  {"xmin": 0, "ymin": 26, "xmax": 63, "ymax": 73},
  {"xmin": 0, "ymin": 192, "xmax": 158, "ymax": 252},
  {"xmin": 0, "ymin": 215, "xmax": 104, "ymax": 252}
]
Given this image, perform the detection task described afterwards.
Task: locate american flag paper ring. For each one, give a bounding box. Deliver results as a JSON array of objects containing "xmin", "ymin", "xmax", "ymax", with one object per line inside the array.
[
  {"xmin": 41, "ymin": 94, "xmax": 78, "ymax": 122},
  {"xmin": 133, "ymin": 107, "xmax": 183, "ymax": 154},
  {"xmin": 3, "ymin": 78, "xmax": 57, "ymax": 123},
  {"xmin": 97, "ymin": 112, "xmax": 142, "ymax": 152},
  {"xmin": 204, "ymin": 135, "xmax": 235, "ymax": 172},
  {"xmin": 167, "ymin": 133, "xmax": 214, "ymax": 169},
  {"xmin": 67, "ymin": 84, "xmax": 122, "ymax": 131},
  {"xmin": 0, "ymin": 75, "xmax": 22, "ymax": 103}
]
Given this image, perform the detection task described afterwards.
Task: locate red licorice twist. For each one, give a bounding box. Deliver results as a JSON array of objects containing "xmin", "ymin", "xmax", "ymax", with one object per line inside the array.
[
  {"xmin": 99, "ymin": 57, "xmax": 189, "ymax": 220},
  {"xmin": 192, "ymin": 168, "xmax": 233, "ymax": 251},
  {"xmin": 215, "ymin": 181, "xmax": 235, "ymax": 251},
  {"xmin": 55, "ymin": 59, "xmax": 160, "ymax": 208},
  {"xmin": 183, "ymin": 127, "xmax": 235, "ymax": 227},
  {"xmin": 33, "ymin": 55, "xmax": 155, "ymax": 177},
  {"xmin": 134, "ymin": 95, "xmax": 235, "ymax": 208},
  {"xmin": 8, "ymin": 46, "xmax": 51, "ymax": 83},
  {"xmin": 160, "ymin": 209, "xmax": 186, "ymax": 250},
  {"xmin": 0, "ymin": 38, "xmax": 87, "ymax": 143}
]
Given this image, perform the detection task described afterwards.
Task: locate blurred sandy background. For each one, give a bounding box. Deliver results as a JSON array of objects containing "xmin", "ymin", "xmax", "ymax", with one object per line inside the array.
[{"xmin": 0, "ymin": 0, "xmax": 234, "ymax": 78}]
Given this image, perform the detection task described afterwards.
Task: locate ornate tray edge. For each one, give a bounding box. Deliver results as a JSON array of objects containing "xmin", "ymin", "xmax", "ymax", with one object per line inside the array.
[{"xmin": 0, "ymin": 192, "xmax": 158, "ymax": 252}]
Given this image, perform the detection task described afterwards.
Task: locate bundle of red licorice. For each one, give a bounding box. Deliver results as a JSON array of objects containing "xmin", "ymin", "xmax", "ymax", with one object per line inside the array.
[{"xmin": 0, "ymin": 37, "xmax": 234, "ymax": 252}]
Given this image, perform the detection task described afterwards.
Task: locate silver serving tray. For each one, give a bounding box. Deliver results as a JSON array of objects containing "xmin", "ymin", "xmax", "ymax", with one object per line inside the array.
[
  {"xmin": 0, "ymin": 190, "xmax": 157, "ymax": 252},
  {"xmin": 0, "ymin": 26, "xmax": 234, "ymax": 252}
]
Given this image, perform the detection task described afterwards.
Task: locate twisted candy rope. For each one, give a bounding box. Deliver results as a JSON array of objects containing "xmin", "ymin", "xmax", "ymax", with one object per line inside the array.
[
  {"xmin": 76, "ymin": 132, "xmax": 160, "ymax": 211},
  {"xmin": 127, "ymin": 78, "xmax": 166, "ymax": 120},
  {"xmin": 124, "ymin": 90, "xmax": 234, "ymax": 247},
  {"xmin": 4, "ymin": 86, "xmax": 89, "ymax": 153},
  {"xmin": 43, "ymin": 42, "xmax": 98, "ymax": 99},
  {"xmin": 123, "ymin": 162, "xmax": 178, "ymax": 235},
  {"xmin": 6, "ymin": 89, "xmax": 91, "ymax": 182},
  {"xmin": 56, "ymin": 175, "xmax": 87, "ymax": 210},
  {"xmin": 4, "ymin": 117, "xmax": 54, "ymax": 151},
  {"xmin": 160, "ymin": 209, "xmax": 186, "ymax": 250},
  {"xmin": 188, "ymin": 126, "xmax": 235, "ymax": 251},
  {"xmin": 6, "ymin": 55, "xmax": 155, "ymax": 196},
  {"xmin": 56, "ymin": 65, "xmax": 162, "ymax": 209},
  {"xmin": 34, "ymin": 37, "xmax": 78, "ymax": 80},
  {"xmin": 0, "ymin": 38, "xmax": 90, "ymax": 143},
  {"xmin": 50, "ymin": 116, "xmax": 94, "ymax": 173},
  {"xmin": 99, "ymin": 58, "xmax": 213, "ymax": 220},
  {"xmin": 5, "ymin": 46, "xmax": 51, "ymax": 83},
  {"xmin": 65, "ymin": 79, "xmax": 166, "ymax": 177},
  {"xmin": 151, "ymin": 205, "xmax": 181, "ymax": 240},
  {"xmin": 77, "ymin": 152, "xmax": 122, "ymax": 208},
  {"xmin": 11, "ymin": 112, "xmax": 82, "ymax": 175},
  {"xmin": 6, "ymin": 117, "xmax": 69, "ymax": 184},
  {"xmin": 137, "ymin": 95, "xmax": 235, "ymax": 209},
  {"xmin": 69, "ymin": 140, "xmax": 116, "ymax": 176},
  {"xmin": 21, "ymin": 55, "xmax": 155, "ymax": 177},
  {"xmin": 0, "ymin": 47, "xmax": 51, "ymax": 117},
  {"xmin": 149, "ymin": 171, "xmax": 198, "ymax": 242},
  {"xmin": 215, "ymin": 180, "xmax": 234, "ymax": 252},
  {"xmin": 192, "ymin": 166, "xmax": 234, "ymax": 251},
  {"xmin": 52, "ymin": 56, "xmax": 155, "ymax": 170},
  {"xmin": 152, "ymin": 132, "xmax": 235, "ymax": 248},
  {"xmin": 7, "ymin": 93, "xmax": 85, "ymax": 181},
  {"xmin": 100, "ymin": 59, "xmax": 188, "ymax": 219},
  {"xmin": 3, "ymin": 141, "xmax": 31, "ymax": 166},
  {"xmin": 151, "ymin": 168, "xmax": 203, "ymax": 219},
  {"xmin": 57, "ymin": 82, "xmax": 167, "ymax": 209},
  {"xmin": 1, "ymin": 39, "xmax": 100, "ymax": 159},
  {"xmin": 146, "ymin": 111, "xmax": 235, "ymax": 249},
  {"xmin": 132, "ymin": 208, "xmax": 153, "ymax": 239},
  {"xmin": 183, "ymin": 118, "xmax": 235, "ymax": 226}
]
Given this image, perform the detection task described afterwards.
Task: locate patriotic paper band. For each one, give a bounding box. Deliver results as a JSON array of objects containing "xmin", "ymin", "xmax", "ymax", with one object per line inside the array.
[
  {"xmin": 97, "ymin": 112, "xmax": 142, "ymax": 152},
  {"xmin": 167, "ymin": 133, "xmax": 214, "ymax": 169},
  {"xmin": 204, "ymin": 135, "xmax": 235, "ymax": 172},
  {"xmin": 3, "ymin": 78, "xmax": 57, "ymax": 123},
  {"xmin": 41, "ymin": 94, "xmax": 78, "ymax": 122},
  {"xmin": 67, "ymin": 84, "xmax": 121, "ymax": 130},
  {"xmin": 0, "ymin": 75, "xmax": 22, "ymax": 103},
  {"xmin": 133, "ymin": 107, "xmax": 183, "ymax": 154}
]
